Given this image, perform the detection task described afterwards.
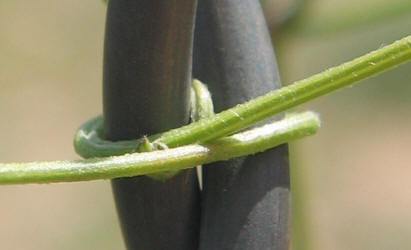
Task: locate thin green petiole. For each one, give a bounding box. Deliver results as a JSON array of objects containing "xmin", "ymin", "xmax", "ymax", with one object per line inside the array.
[
  {"xmin": 153, "ymin": 35, "xmax": 411, "ymax": 147},
  {"xmin": 0, "ymin": 112, "xmax": 319, "ymax": 184}
]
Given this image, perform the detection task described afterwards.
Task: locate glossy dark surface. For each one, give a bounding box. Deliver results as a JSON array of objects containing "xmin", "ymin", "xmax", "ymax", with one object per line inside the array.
[
  {"xmin": 103, "ymin": 1, "xmax": 199, "ymax": 249},
  {"xmin": 104, "ymin": 0, "xmax": 195, "ymax": 139},
  {"xmin": 193, "ymin": 1, "xmax": 290, "ymax": 249}
]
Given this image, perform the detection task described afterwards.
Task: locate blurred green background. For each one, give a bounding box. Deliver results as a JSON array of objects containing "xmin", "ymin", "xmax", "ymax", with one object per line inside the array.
[{"xmin": 1, "ymin": 0, "xmax": 410, "ymax": 249}]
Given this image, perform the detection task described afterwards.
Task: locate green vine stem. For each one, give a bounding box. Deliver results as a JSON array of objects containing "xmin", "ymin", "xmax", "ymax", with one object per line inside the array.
[
  {"xmin": 0, "ymin": 112, "xmax": 319, "ymax": 184},
  {"xmin": 0, "ymin": 35, "xmax": 410, "ymax": 185},
  {"xmin": 146, "ymin": 35, "xmax": 411, "ymax": 147}
]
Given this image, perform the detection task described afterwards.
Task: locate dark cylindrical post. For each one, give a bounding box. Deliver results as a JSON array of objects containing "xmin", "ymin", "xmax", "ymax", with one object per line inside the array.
[
  {"xmin": 103, "ymin": 1, "xmax": 199, "ymax": 249},
  {"xmin": 194, "ymin": 1, "xmax": 290, "ymax": 249}
]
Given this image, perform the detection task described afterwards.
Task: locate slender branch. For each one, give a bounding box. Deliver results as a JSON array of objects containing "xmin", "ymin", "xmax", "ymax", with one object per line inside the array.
[
  {"xmin": 153, "ymin": 35, "xmax": 411, "ymax": 147},
  {"xmin": 0, "ymin": 112, "xmax": 319, "ymax": 184}
]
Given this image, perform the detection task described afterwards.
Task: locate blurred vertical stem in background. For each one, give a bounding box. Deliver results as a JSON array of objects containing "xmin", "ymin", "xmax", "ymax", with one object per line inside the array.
[{"xmin": 103, "ymin": 1, "xmax": 199, "ymax": 249}]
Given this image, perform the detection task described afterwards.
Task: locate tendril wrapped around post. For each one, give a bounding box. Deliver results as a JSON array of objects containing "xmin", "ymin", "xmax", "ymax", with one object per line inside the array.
[{"xmin": 0, "ymin": 35, "xmax": 411, "ymax": 185}]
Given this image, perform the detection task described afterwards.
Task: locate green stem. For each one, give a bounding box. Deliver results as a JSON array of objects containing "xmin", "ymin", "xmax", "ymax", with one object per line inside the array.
[
  {"xmin": 155, "ymin": 35, "xmax": 411, "ymax": 147},
  {"xmin": 0, "ymin": 112, "xmax": 319, "ymax": 184}
]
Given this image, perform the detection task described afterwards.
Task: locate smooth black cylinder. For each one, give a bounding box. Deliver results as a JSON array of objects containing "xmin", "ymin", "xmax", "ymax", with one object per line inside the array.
[
  {"xmin": 193, "ymin": 1, "xmax": 290, "ymax": 249},
  {"xmin": 103, "ymin": 1, "xmax": 199, "ymax": 249},
  {"xmin": 104, "ymin": 0, "xmax": 196, "ymax": 139}
]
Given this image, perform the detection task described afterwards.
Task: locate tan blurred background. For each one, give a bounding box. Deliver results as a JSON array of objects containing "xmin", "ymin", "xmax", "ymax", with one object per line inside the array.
[{"xmin": 1, "ymin": 0, "xmax": 410, "ymax": 249}]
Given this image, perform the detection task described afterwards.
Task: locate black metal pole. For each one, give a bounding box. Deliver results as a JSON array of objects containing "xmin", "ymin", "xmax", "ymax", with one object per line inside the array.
[
  {"xmin": 103, "ymin": 1, "xmax": 199, "ymax": 249},
  {"xmin": 194, "ymin": 1, "xmax": 290, "ymax": 249}
]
